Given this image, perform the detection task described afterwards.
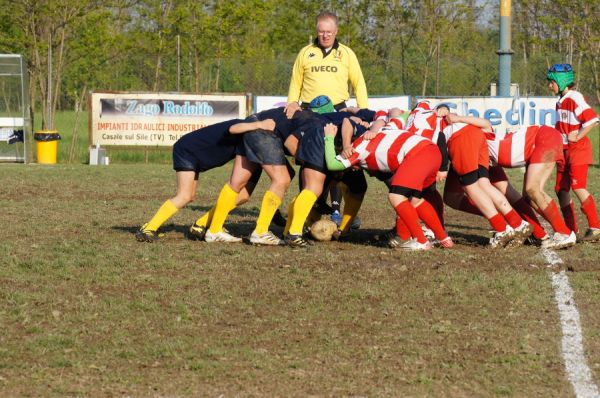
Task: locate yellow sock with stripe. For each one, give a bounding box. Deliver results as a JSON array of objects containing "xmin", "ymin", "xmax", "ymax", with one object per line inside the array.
[
  {"xmin": 254, "ymin": 191, "xmax": 282, "ymax": 234},
  {"xmin": 288, "ymin": 190, "xmax": 318, "ymax": 235},
  {"xmin": 194, "ymin": 206, "xmax": 215, "ymax": 227},
  {"xmin": 145, "ymin": 199, "xmax": 178, "ymax": 231},
  {"xmin": 208, "ymin": 184, "xmax": 238, "ymax": 233},
  {"xmin": 339, "ymin": 192, "xmax": 364, "ymax": 233},
  {"xmin": 284, "ymin": 196, "xmax": 297, "ymax": 235}
]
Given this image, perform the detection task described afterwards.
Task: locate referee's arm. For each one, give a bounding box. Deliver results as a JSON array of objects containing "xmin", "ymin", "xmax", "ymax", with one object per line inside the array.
[
  {"xmin": 287, "ymin": 50, "xmax": 305, "ymax": 104},
  {"xmin": 347, "ymin": 50, "xmax": 368, "ymax": 108}
]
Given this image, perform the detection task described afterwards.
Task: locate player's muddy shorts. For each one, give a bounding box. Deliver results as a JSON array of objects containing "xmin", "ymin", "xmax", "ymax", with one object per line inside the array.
[{"xmin": 241, "ymin": 130, "xmax": 287, "ymax": 165}]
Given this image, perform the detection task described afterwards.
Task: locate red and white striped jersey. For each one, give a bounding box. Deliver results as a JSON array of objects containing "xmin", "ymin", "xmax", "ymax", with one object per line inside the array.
[
  {"xmin": 485, "ymin": 126, "xmax": 538, "ymax": 168},
  {"xmin": 406, "ymin": 101, "xmax": 446, "ymax": 142},
  {"xmin": 555, "ymin": 90, "xmax": 599, "ymax": 145},
  {"xmin": 407, "ymin": 100, "xmax": 433, "ymax": 121},
  {"xmin": 338, "ymin": 129, "xmax": 429, "ymax": 173}
]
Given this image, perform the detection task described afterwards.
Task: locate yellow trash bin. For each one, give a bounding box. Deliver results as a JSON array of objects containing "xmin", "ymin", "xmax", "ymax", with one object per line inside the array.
[{"xmin": 35, "ymin": 130, "xmax": 61, "ymax": 164}]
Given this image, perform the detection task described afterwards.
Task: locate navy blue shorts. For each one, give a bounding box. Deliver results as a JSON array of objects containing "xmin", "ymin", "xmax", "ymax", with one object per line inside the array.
[
  {"xmin": 172, "ymin": 140, "xmax": 236, "ymax": 172},
  {"xmin": 242, "ymin": 130, "xmax": 287, "ymax": 165},
  {"xmin": 295, "ymin": 123, "xmax": 326, "ymax": 172}
]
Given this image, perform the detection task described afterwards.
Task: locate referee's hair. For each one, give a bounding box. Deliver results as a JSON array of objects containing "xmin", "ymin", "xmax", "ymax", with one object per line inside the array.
[{"xmin": 316, "ymin": 11, "xmax": 338, "ymax": 26}]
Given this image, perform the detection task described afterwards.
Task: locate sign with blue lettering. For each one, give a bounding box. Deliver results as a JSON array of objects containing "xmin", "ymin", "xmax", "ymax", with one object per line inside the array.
[
  {"xmin": 418, "ymin": 96, "xmax": 557, "ymax": 132},
  {"xmin": 91, "ymin": 92, "xmax": 247, "ymax": 146}
]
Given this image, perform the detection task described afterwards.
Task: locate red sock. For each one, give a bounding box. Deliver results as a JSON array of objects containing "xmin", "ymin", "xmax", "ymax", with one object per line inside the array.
[
  {"xmin": 395, "ymin": 201, "xmax": 427, "ymax": 243},
  {"xmin": 416, "ymin": 201, "xmax": 447, "ymax": 240},
  {"xmin": 561, "ymin": 201, "xmax": 578, "ymax": 233},
  {"xmin": 503, "ymin": 209, "xmax": 523, "ymax": 229},
  {"xmin": 395, "ymin": 216, "xmax": 411, "ymax": 240},
  {"xmin": 488, "ymin": 213, "xmax": 508, "ymax": 233},
  {"xmin": 542, "ymin": 201, "xmax": 571, "ymax": 235},
  {"xmin": 581, "ymin": 195, "xmax": 600, "ymax": 229},
  {"xmin": 512, "ymin": 198, "xmax": 547, "ymax": 239},
  {"xmin": 422, "ymin": 188, "xmax": 445, "ymax": 226},
  {"xmin": 459, "ymin": 196, "xmax": 483, "ymax": 216}
]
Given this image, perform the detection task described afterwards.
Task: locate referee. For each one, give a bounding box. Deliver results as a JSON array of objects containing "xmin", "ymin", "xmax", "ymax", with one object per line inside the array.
[{"xmin": 284, "ymin": 11, "xmax": 368, "ymax": 118}]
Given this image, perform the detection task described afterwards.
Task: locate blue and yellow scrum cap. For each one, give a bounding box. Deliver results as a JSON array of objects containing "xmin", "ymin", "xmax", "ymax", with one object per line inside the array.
[
  {"xmin": 547, "ymin": 63, "xmax": 574, "ymax": 92},
  {"xmin": 309, "ymin": 95, "xmax": 335, "ymax": 114}
]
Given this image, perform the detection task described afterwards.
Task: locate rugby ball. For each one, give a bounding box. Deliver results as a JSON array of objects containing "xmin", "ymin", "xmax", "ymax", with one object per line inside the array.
[{"xmin": 310, "ymin": 219, "xmax": 338, "ymax": 241}]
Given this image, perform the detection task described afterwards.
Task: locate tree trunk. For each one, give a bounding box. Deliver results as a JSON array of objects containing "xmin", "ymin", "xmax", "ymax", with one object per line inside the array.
[
  {"xmin": 153, "ymin": 32, "xmax": 163, "ymax": 92},
  {"xmin": 68, "ymin": 84, "xmax": 87, "ymax": 164},
  {"xmin": 51, "ymin": 26, "xmax": 67, "ymax": 130}
]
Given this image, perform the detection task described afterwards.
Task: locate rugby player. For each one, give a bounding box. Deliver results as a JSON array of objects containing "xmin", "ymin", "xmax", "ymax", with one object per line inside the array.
[
  {"xmin": 440, "ymin": 111, "xmax": 532, "ymax": 247},
  {"xmin": 323, "ymin": 120, "xmax": 453, "ymax": 251},
  {"xmin": 546, "ymin": 63, "xmax": 600, "ymax": 241},
  {"xmin": 135, "ymin": 118, "xmax": 273, "ymax": 242},
  {"xmin": 483, "ymin": 125, "xmax": 576, "ymax": 249},
  {"xmin": 282, "ymin": 101, "xmax": 371, "ymax": 247},
  {"xmin": 194, "ymin": 108, "xmax": 297, "ymax": 245}
]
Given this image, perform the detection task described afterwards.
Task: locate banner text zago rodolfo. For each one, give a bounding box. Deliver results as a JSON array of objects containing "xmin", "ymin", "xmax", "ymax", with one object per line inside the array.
[{"xmin": 90, "ymin": 93, "xmax": 247, "ymax": 147}]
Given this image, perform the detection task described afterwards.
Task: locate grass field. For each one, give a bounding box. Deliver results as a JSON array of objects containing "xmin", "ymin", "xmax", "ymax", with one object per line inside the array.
[{"xmin": 1, "ymin": 162, "xmax": 599, "ymax": 396}]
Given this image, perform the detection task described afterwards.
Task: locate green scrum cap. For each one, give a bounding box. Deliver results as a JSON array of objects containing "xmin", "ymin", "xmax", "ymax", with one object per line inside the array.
[
  {"xmin": 547, "ymin": 63, "xmax": 574, "ymax": 92},
  {"xmin": 309, "ymin": 95, "xmax": 335, "ymax": 114}
]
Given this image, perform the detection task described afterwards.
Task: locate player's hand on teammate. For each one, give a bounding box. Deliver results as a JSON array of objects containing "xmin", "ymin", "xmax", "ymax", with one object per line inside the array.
[
  {"xmin": 284, "ymin": 102, "xmax": 300, "ymax": 119},
  {"xmin": 341, "ymin": 106, "xmax": 360, "ymax": 114},
  {"xmin": 324, "ymin": 123, "xmax": 338, "ymax": 137},
  {"xmin": 567, "ymin": 131, "xmax": 579, "ymax": 143},
  {"xmin": 260, "ymin": 119, "xmax": 276, "ymax": 132},
  {"xmin": 444, "ymin": 113, "xmax": 460, "ymax": 124},
  {"xmin": 436, "ymin": 171, "xmax": 448, "ymax": 183},
  {"xmin": 341, "ymin": 146, "xmax": 354, "ymax": 159},
  {"xmin": 361, "ymin": 131, "xmax": 378, "ymax": 140},
  {"xmin": 388, "ymin": 107, "xmax": 405, "ymax": 118}
]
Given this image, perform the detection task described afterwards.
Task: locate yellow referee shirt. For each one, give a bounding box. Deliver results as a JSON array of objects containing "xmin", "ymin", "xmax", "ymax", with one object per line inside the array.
[{"xmin": 287, "ymin": 40, "xmax": 368, "ymax": 108}]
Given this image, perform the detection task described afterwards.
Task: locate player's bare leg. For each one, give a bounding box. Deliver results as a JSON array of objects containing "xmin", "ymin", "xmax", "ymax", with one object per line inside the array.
[
  {"xmin": 250, "ymin": 164, "xmax": 291, "ymax": 245},
  {"xmin": 523, "ymin": 162, "xmax": 575, "ymax": 248},
  {"xmin": 137, "ymin": 171, "xmax": 198, "ymax": 242}
]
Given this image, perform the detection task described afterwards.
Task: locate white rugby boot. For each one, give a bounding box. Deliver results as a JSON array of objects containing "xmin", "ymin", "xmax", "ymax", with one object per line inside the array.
[{"xmin": 204, "ymin": 230, "xmax": 242, "ymax": 243}]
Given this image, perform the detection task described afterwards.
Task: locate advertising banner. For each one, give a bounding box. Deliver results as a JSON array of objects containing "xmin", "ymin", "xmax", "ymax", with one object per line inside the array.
[
  {"xmin": 90, "ymin": 92, "xmax": 247, "ymax": 147},
  {"xmin": 254, "ymin": 96, "xmax": 410, "ymax": 113},
  {"xmin": 417, "ymin": 96, "xmax": 558, "ymax": 132}
]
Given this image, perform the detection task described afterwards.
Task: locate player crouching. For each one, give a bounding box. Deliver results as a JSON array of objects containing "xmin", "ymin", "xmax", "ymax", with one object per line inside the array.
[{"xmin": 324, "ymin": 122, "xmax": 452, "ymax": 251}]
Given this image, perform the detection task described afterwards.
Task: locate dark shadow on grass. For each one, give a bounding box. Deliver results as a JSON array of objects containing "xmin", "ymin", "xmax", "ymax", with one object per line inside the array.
[
  {"xmin": 326, "ymin": 228, "xmax": 401, "ymax": 247},
  {"xmin": 446, "ymin": 230, "xmax": 489, "ymax": 247},
  {"xmin": 187, "ymin": 205, "xmax": 260, "ymax": 218},
  {"xmin": 187, "ymin": 205, "xmax": 213, "ymax": 212},
  {"xmin": 445, "ymin": 222, "xmax": 488, "ymax": 232},
  {"xmin": 113, "ymin": 220, "xmax": 257, "ymax": 239}
]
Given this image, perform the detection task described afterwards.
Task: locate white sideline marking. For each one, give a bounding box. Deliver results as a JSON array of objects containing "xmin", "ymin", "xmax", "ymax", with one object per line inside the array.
[
  {"xmin": 544, "ymin": 247, "xmax": 600, "ymax": 398},
  {"xmin": 541, "ymin": 248, "xmax": 563, "ymax": 266}
]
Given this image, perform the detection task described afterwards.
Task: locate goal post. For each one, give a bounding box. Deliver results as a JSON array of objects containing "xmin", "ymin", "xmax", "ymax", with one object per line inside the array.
[{"xmin": 0, "ymin": 54, "xmax": 32, "ymax": 163}]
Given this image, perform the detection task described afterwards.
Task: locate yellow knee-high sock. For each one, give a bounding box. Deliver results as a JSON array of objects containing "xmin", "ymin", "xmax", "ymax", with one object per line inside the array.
[
  {"xmin": 208, "ymin": 184, "xmax": 238, "ymax": 233},
  {"xmin": 288, "ymin": 190, "xmax": 318, "ymax": 235},
  {"xmin": 284, "ymin": 196, "xmax": 297, "ymax": 235},
  {"xmin": 145, "ymin": 199, "xmax": 179, "ymax": 231},
  {"xmin": 339, "ymin": 192, "xmax": 364, "ymax": 233},
  {"xmin": 194, "ymin": 206, "xmax": 215, "ymax": 227},
  {"xmin": 254, "ymin": 191, "xmax": 282, "ymax": 234}
]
